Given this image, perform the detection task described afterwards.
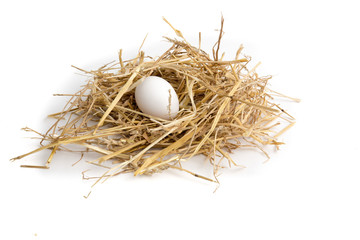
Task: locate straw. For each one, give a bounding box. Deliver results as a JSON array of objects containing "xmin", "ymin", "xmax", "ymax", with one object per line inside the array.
[{"xmin": 12, "ymin": 17, "xmax": 296, "ymax": 184}]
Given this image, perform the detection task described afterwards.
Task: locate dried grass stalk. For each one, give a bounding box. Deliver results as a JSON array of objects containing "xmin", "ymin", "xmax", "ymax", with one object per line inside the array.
[{"xmin": 12, "ymin": 17, "xmax": 296, "ymax": 183}]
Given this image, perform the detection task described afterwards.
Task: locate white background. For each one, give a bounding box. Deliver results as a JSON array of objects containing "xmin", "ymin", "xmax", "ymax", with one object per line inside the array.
[{"xmin": 1, "ymin": 0, "xmax": 359, "ymax": 239}]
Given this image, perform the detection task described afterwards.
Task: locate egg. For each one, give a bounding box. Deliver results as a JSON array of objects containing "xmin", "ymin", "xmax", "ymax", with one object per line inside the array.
[{"xmin": 135, "ymin": 76, "xmax": 179, "ymax": 120}]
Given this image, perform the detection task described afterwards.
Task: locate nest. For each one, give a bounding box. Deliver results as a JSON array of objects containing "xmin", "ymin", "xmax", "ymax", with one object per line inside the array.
[{"xmin": 13, "ymin": 17, "xmax": 297, "ymax": 184}]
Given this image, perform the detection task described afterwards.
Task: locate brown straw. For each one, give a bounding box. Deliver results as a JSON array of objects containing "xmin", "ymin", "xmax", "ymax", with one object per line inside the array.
[{"xmin": 12, "ymin": 17, "xmax": 296, "ymax": 184}]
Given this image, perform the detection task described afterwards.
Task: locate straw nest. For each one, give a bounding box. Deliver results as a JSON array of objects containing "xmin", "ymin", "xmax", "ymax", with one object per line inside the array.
[{"xmin": 12, "ymin": 17, "xmax": 297, "ymax": 184}]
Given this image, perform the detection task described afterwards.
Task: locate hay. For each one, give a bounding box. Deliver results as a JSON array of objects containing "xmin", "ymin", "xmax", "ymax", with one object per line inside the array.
[{"xmin": 12, "ymin": 17, "xmax": 297, "ymax": 184}]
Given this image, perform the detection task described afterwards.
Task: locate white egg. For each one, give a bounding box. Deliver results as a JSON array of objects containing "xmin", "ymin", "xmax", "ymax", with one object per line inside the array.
[{"xmin": 135, "ymin": 76, "xmax": 179, "ymax": 120}]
